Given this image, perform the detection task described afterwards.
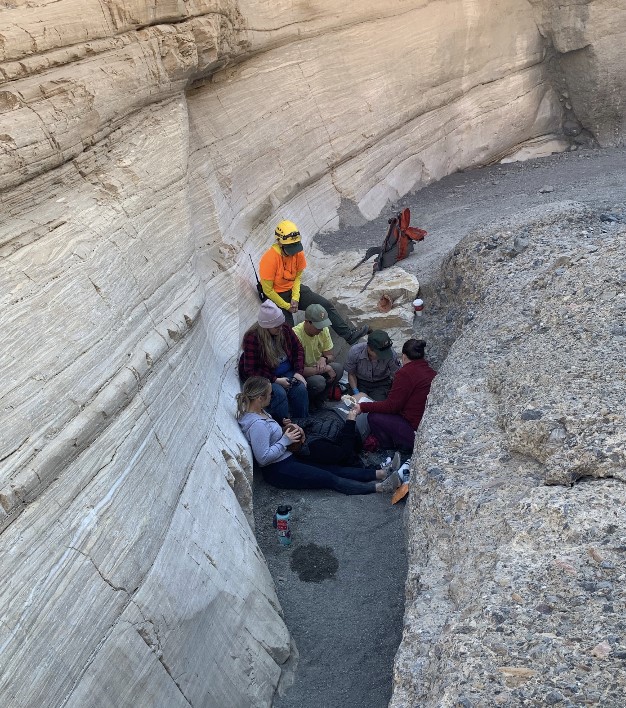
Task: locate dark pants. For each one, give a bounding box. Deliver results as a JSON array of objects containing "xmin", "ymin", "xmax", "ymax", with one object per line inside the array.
[
  {"xmin": 268, "ymin": 376, "xmax": 309, "ymax": 422},
  {"xmin": 368, "ymin": 413, "xmax": 415, "ymax": 451},
  {"xmin": 262, "ymin": 456, "xmax": 377, "ymax": 495},
  {"xmin": 278, "ymin": 285, "xmax": 352, "ymax": 340},
  {"xmin": 307, "ymin": 361, "xmax": 344, "ymax": 404},
  {"xmin": 356, "ymin": 377, "xmax": 392, "ymax": 402}
]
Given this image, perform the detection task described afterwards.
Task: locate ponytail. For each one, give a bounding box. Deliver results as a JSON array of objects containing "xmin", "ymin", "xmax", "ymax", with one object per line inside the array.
[{"xmin": 236, "ymin": 376, "xmax": 271, "ymax": 419}]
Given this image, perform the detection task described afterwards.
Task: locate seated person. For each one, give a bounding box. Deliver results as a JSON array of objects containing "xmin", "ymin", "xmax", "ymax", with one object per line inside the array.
[
  {"xmin": 236, "ymin": 377, "xmax": 399, "ymax": 494},
  {"xmin": 292, "ymin": 304, "xmax": 344, "ymax": 405},
  {"xmin": 239, "ymin": 300, "xmax": 308, "ymax": 422},
  {"xmin": 354, "ymin": 339, "xmax": 436, "ymax": 451},
  {"xmin": 259, "ymin": 220, "xmax": 368, "ymax": 344},
  {"xmin": 345, "ymin": 329, "xmax": 400, "ymax": 401}
]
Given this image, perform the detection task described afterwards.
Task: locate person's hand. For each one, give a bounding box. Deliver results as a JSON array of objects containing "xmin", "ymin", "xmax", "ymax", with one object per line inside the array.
[
  {"xmin": 346, "ymin": 408, "xmax": 358, "ymax": 421},
  {"xmin": 325, "ymin": 365, "xmax": 336, "ymax": 380},
  {"xmin": 289, "ymin": 299, "xmax": 299, "ymax": 313},
  {"xmin": 275, "ymin": 377, "xmax": 290, "ymax": 389},
  {"xmin": 316, "ymin": 357, "xmax": 326, "ymax": 373},
  {"xmin": 284, "ymin": 427, "xmax": 301, "ymax": 443},
  {"xmin": 352, "ymin": 404, "xmax": 362, "ymax": 415},
  {"xmin": 293, "ymin": 373, "xmax": 307, "ymax": 387},
  {"xmin": 282, "ymin": 418, "xmax": 291, "ymax": 427},
  {"xmin": 354, "ymin": 392, "xmax": 366, "ymax": 401}
]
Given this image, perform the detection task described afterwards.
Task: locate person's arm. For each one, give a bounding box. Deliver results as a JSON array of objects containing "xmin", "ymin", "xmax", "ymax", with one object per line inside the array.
[
  {"xmin": 291, "ymin": 252, "xmax": 306, "ymax": 304},
  {"xmin": 359, "ymin": 369, "xmax": 410, "ymax": 415},
  {"xmin": 261, "ymin": 279, "xmax": 291, "ymax": 310},
  {"xmin": 260, "ymin": 249, "xmax": 291, "ymax": 309},
  {"xmin": 317, "ymin": 329, "xmax": 335, "ymax": 369},
  {"xmin": 344, "ymin": 345, "xmax": 360, "ymax": 392},
  {"xmin": 291, "ymin": 270, "xmax": 303, "ymax": 305},
  {"xmin": 247, "ymin": 419, "xmax": 292, "ymax": 466}
]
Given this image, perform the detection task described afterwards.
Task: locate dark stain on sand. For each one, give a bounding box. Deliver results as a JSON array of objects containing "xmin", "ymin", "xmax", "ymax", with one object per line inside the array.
[{"xmin": 290, "ymin": 543, "xmax": 339, "ymax": 582}]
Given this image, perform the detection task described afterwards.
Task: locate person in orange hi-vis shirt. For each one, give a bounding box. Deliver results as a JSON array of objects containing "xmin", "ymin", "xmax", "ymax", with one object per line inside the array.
[{"xmin": 259, "ymin": 219, "xmax": 369, "ymax": 345}]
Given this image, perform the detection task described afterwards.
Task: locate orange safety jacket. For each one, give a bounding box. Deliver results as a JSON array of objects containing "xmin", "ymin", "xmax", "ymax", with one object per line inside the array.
[{"xmin": 259, "ymin": 244, "xmax": 307, "ymax": 310}]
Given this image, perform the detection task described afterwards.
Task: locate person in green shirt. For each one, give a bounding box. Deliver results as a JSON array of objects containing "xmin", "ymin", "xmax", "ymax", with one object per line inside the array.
[{"xmin": 292, "ymin": 304, "xmax": 344, "ymax": 404}]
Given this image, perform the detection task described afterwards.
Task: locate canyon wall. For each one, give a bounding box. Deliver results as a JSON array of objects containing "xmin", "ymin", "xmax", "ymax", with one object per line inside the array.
[
  {"xmin": 0, "ymin": 0, "xmax": 624, "ymax": 705},
  {"xmin": 392, "ymin": 201, "xmax": 626, "ymax": 707}
]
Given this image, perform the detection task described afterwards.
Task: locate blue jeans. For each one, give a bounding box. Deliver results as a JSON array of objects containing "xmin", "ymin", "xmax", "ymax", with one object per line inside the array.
[
  {"xmin": 262, "ymin": 456, "xmax": 377, "ymax": 495},
  {"xmin": 269, "ymin": 379, "xmax": 309, "ymax": 422}
]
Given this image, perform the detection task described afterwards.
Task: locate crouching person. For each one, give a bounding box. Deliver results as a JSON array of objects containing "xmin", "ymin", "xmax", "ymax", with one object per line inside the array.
[
  {"xmin": 236, "ymin": 377, "xmax": 399, "ymax": 495},
  {"xmin": 292, "ymin": 304, "xmax": 344, "ymax": 406},
  {"xmin": 345, "ymin": 329, "xmax": 400, "ymax": 401}
]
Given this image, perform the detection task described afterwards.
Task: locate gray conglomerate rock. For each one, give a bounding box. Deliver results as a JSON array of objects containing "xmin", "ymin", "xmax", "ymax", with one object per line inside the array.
[{"xmin": 392, "ymin": 202, "xmax": 626, "ymax": 707}]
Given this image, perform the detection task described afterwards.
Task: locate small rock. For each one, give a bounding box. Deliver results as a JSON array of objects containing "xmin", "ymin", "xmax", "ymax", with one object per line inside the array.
[
  {"xmin": 512, "ymin": 235, "xmax": 529, "ymax": 254},
  {"xmin": 546, "ymin": 690, "xmax": 565, "ymax": 705},
  {"xmin": 539, "ymin": 185, "xmax": 555, "ymax": 194},
  {"xmin": 600, "ymin": 213, "xmax": 620, "ymax": 223},
  {"xmin": 563, "ymin": 120, "xmax": 581, "ymax": 136},
  {"xmin": 590, "ymin": 640, "xmax": 611, "ymax": 659},
  {"xmin": 521, "ymin": 409, "xmax": 543, "ymax": 421}
]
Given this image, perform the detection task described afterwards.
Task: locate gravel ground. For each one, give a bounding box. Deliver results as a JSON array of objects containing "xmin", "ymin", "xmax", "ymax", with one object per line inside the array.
[{"xmin": 253, "ymin": 145, "xmax": 626, "ymax": 708}]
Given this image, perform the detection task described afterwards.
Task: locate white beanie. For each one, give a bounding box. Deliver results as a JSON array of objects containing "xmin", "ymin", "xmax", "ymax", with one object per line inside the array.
[{"xmin": 257, "ymin": 300, "xmax": 286, "ymax": 328}]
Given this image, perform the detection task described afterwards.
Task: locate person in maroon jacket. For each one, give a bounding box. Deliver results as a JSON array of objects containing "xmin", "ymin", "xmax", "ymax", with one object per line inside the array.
[
  {"xmin": 353, "ymin": 338, "xmax": 436, "ymax": 451},
  {"xmin": 239, "ymin": 300, "xmax": 309, "ymax": 421}
]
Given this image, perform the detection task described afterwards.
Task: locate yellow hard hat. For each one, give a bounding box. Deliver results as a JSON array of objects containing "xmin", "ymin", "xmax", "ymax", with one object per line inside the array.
[{"xmin": 274, "ymin": 220, "xmax": 303, "ymax": 254}]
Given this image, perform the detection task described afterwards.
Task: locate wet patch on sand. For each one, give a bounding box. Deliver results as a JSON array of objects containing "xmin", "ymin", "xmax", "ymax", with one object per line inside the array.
[{"xmin": 290, "ymin": 543, "xmax": 339, "ymax": 582}]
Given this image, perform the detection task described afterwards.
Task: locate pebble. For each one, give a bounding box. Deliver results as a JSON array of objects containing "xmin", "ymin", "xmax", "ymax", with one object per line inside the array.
[{"xmin": 539, "ymin": 185, "xmax": 555, "ymax": 193}]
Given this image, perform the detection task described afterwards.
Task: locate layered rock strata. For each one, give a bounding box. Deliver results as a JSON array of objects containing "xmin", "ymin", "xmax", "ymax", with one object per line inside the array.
[
  {"xmin": 392, "ymin": 202, "xmax": 626, "ymax": 706},
  {"xmin": 1, "ymin": 0, "xmax": 625, "ymax": 705}
]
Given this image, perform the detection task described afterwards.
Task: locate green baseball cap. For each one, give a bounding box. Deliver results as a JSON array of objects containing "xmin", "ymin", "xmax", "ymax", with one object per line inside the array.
[
  {"xmin": 304, "ymin": 304, "xmax": 332, "ymax": 329},
  {"xmin": 367, "ymin": 330, "xmax": 394, "ymax": 359}
]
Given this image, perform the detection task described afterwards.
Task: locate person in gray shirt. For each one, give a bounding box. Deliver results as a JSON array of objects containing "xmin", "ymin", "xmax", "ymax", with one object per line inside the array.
[{"xmin": 345, "ymin": 330, "xmax": 400, "ymax": 401}]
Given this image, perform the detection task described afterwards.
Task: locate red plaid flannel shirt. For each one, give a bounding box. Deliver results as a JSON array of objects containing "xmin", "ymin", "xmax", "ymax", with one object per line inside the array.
[{"xmin": 238, "ymin": 324, "xmax": 305, "ymax": 382}]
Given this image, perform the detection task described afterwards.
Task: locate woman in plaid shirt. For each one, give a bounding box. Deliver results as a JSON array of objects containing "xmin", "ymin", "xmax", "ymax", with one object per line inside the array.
[{"xmin": 239, "ymin": 301, "xmax": 309, "ymax": 421}]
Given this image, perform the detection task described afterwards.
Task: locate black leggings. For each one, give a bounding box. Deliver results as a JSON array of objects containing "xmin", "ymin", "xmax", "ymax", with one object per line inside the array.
[{"xmin": 262, "ymin": 456, "xmax": 377, "ymax": 495}]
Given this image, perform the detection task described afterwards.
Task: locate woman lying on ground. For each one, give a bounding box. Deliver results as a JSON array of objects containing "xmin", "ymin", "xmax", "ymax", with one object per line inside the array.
[
  {"xmin": 354, "ymin": 338, "xmax": 436, "ymax": 452},
  {"xmin": 237, "ymin": 377, "xmax": 400, "ymax": 495},
  {"xmin": 238, "ymin": 300, "xmax": 309, "ymax": 421}
]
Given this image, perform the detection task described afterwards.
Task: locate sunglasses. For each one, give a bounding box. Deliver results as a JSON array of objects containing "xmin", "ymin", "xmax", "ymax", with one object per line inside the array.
[{"xmin": 277, "ymin": 232, "xmax": 300, "ymax": 241}]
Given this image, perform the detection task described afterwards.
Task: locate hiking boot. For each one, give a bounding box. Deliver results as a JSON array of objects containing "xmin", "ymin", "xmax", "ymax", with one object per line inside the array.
[
  {"xmin": 397, "ymin": 461, "xmax": 411, "ymax": 484},
  {"xmin": 345, "ymin": 324, "xmax": 369, "ymax": 345},
  {"xmin": 378, "ymin": 471, "xmax": 401, "ymax": 493},
  {"xmin": 380, "ymin": 452, "xmax": 402, "ymax": 477}
]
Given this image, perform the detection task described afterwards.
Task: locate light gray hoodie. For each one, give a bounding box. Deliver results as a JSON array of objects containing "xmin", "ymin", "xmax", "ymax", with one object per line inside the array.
[{"xmin": 238, "ymin": 412, "xmax": 292, "ymax": 467}]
